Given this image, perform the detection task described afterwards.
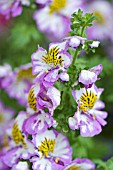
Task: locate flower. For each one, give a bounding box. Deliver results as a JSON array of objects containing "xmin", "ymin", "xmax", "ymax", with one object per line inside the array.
[
  {"xmin": 0, "ymin": 101, "xmax": 15, "ymax": 138},
  {"xmin": 68, "ymin": 85, "xmax": 108, "ymax": 137},
  {"xmin": 0, "ymin": 0, "xmax": 30, "ymax": 19},
  {"xmin": 63, "ymin": 158, "xmax": 95, "ymax": 170},
  {"xmin": 64, "ymin": 36, "xmax": 87, "ymax": 49},
  {"xmin": 78, "ymin": 64, "xmax": 102, "ymax": 88},
  {"xmin": 86, "ymin": 0, "xmax": 113, "ymax": 41},
  {"xmin": 23, "ymin": 110, "xmax": 56, "ymax": 135},
  {"xmin": 34, "ymin": 0, "xmax": 83, "ymax": 40},
  {"xmin": 2, "ymin": 111, "xmax": 35, "ymax": 167},
  {"xmin": 32, "ymin": 41, "xmax": 72, "ymax": 85},
  {"xmin": 30, "ymin": 130, "xmax": 72, "ymax": 170},
  {"xmin": 2, "ymin": 63, "xmax": 34, "ymax": 106},
  {"xmin": 27, "ymin": 83, "xmax": 61, "ymax": 115}
]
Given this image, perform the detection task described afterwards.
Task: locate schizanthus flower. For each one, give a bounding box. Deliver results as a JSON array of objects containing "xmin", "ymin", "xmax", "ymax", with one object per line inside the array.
[
  {"xmin": 31, "ymin": 130, "xmax": 72, "ymax": 170},
  {"xmin": 2, "ymin": 111, "xmax": 35, "ymax": 167},
  {"xmin": 32, "ymin": 41, "xmax": 72, "ymax": 86},
  {"xmin": 27, "ymin": 83, "xmax": 61, "ymax": 115},
  {"xmin": 1, "ymin": 63, "xmax": 34, "ymax": 106},
  {"xmin": 34, "ymin": 0, "xmax": 83, "ymax": 40},
  {"xmin": 78, "ymin": 64, "xmax": 102, "ymax": 88},
  {"xmin": 69, "ymin": 85, "xmax": 108, "ymax": 137}
]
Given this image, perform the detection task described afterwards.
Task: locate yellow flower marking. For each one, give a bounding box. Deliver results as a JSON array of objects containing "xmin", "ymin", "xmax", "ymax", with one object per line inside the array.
[
  {"xmin": 94, "ymin": 11, "xmax": 105, "ymax": 24},
  {"xmin": 42, "ymin": 46, "xmax": 64, "ymax": 67},
  {"xmin": 67, "ymin": 166, "xmax": 81, "ymax": 170},
  {"xmin": 28, "ymin": 87, "xmax": 37, "ymax": 111},
  {"xmin": 0, "ymin": 114, "xmax": 4, "ymax": 123},
  {"xmin": 17, "ymin": 67, "xmax": 34, "ymax": 81},
  {"xmin": 79, "ymin": 91, "xmax": 97, "ymax": 112},
  {"xmin": 49, "ymin": 0, "xmax": 66, "ymax": 14},
  {"xmin": 12, "ymin": 122, "xmax": 26, "ymax": 149},
  {"xmin": 38, "ymin": 138, "xmax": 56, "ymax": 157}
]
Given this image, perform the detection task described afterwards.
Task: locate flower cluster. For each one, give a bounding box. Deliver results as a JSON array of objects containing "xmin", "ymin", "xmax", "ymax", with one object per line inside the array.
[
  {"xmin": 0, "ymin": 38, "xmax": 100, "ymax": 169},
  {"xmin": 0, "ymin": 7, "xmax": 109, "ymax": 170}
]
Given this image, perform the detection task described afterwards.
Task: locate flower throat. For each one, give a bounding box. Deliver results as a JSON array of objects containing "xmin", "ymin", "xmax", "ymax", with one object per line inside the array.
[
  {"xmin": 42, "ymin": 46, "xmax": 64, "ymax": 67},
  {"xmin": 49, "ymin": 0, "xmax": 66, "ymax": 14}
]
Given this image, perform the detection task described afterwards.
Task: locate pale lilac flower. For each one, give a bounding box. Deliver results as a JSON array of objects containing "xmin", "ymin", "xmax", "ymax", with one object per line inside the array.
[
  {"xmin": 0, "ymin": 101, "xmax": 15, "ymax": 137},
  {"xmin": 68, "ymin": 85, "xmax": 108, "ymax": 137},
  {"xmin": 63, "ymin": 158, "xmax": 95, "ymax": 170},
  {"xmin": 2, "ymin": 63, "xmax": 34, "ymax": 106},
  {"xmin": 0, "ymin": 0, "xmax": 30, "ymax": 19},
  {"xmin": 2, "ymin": 111, "xmax": 35, "ymax": 167},
  {"xmin": 89, "ymin": 41, "xmax": 100, "ymax": 48},
  {"xmin": 32, "ymin": 41, "xmax": 72, "ymax": 85},
  {"xmin": 64, "ymin": 36, "xmax": 87, "ymax": 49},
  {"xmin": 78, "ymin": 64, "xmax": 102, "ymax": 88},
  {"xmin": 30, "ymin": 130, "xmax": 72, "ymax": 170},
  {"xmin": 27, "ymin": 83, "xmax": 61, "ymax": 115},
  {"xmin": 23, "ymin": 110, "xmax": 55, "ymax": 135},
  {"xmin": 34, "ymin": 0, "xmax": 83, "ymax": 40},
  {"xmin": 86, "ymin": 0, "xmax": 113, "ymax": 41}
]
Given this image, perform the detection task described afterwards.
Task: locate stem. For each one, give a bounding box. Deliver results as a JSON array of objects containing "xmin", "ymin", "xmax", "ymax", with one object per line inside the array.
[
  {"xmin": 81, "ymin": 26, "xmax": 85, "ymax": 37},
  {"xmin": 72, "ymin": 49, "xmax": 79, "ymax": 66},
  {"xmin": 71, "ymin": 26, "xmax": 86, "ymax": 66}
]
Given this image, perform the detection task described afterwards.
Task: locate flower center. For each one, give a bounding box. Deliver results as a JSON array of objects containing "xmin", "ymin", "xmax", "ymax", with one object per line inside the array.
[
  {"xmin": 42, "ymin": 47, "xmax": 64, "ymax": 67},
  {"xmin": 17, "ymin": 67, "xmax": 34, "ymax": 81},
  {"xmin": 12, "ymin": 122, "xmax": 26, "ymax": 148},
  {"xmin": 38, "ymin": 137, "xmax": 56, "ymax": 157},
  {"xmin": 79, "ymin": 91, "xmax": 97, "ymax": 112},
  {"xmin": 49, "ymin": 0, "xmax": 66, "ymax": 14},
  {"xmin": 94, "ymin": 11, "xmax": 105, "ymax": 24},
  {"xmin": 28, "ymin": 87, "xmax": 37, "ymax": 111}
]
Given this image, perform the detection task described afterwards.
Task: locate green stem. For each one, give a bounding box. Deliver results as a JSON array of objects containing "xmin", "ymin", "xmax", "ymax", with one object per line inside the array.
[
  {"xmin": 72, "ymin": 49, "xmax": 79, "ymax": 66},
  {"xmin": 71, "ymin": 26, "xmax": 86, "ymax": 66},
  {"xmin": 81, "ymin": 26, "xmax": 85, "ymax": 37}
]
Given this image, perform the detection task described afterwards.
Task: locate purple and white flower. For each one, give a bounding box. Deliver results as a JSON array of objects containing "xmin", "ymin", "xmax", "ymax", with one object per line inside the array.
[
  {"xmin": 23, "ymin": 110, "xmax": 56, "ymax": 135},
  {"xmin": 32, "ymin": 41, "xmax": 72, "ymax": 86},
  {"xmin": 2, "ymin": 111, "xmax": 35, "ymax": 167},
  {"xmin": 2, "ymin": 63, "xmax": 34, "ymax": 106},
  {"xmin": 86, "ymin": 0, "xmax": 113, "ymax": 41},
  {"xmin": 27, "ymin": 83, "xmax": 61, "ymax": 115},
  {"xmin": 63, "ymin": 158, "xmax": 95, "ymax": 170},
  {"xmin": 68, "ymin": 85, "xmax": 108, "ymax": 137},
  {"xmin": 78, "ymin": 64, "xmax": 102, "ymax": 88},
  {"xmin": 30, "ymin": 130, "xmax": 72, "ymax": 170},
  {"xmin": 34, "ymin": 0, "xmax": 83, "ymax": 40},
  {"xmin": 0, "ymin": 0, "xmax": 30, "ymax": 19}
]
